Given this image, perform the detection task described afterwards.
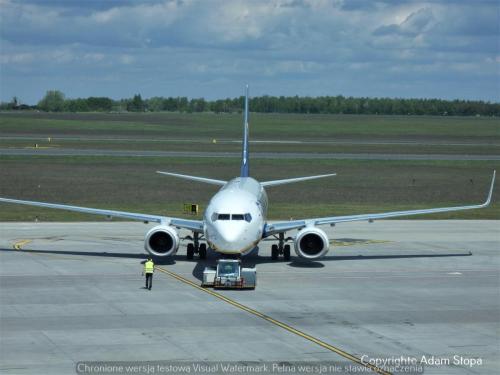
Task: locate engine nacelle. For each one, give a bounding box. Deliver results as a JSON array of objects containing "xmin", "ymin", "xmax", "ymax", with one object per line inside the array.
[
  {"xmin": 144, "ymin": 225, "xmax": 179, "ymax": 257},
  {"xmin": 294, "ymin": 226, "xmax": 329, "ymax": 260}
]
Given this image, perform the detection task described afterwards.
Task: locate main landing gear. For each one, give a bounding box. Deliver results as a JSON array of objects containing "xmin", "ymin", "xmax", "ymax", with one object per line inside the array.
[
  {"xmin": 186, "ymin": 232, "xmax": 207, "ymax": 260},
  {"xmin": 271, "ymin": 232, "xmax": 291, "ymax": 261}
]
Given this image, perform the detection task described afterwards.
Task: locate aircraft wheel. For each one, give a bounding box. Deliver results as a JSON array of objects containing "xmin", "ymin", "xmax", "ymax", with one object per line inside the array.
[
  {"xmin": 199, "ymin": 243, "xmax": 207, "ymax": 259},
  {"xmin": 187, "ymin": 243, "xmax": 194, "ymax": 260},
  {"xmin": 283, "ymin": 244, "xmax": 291, "ymax": 261},
  {"xmin": 271, "ymin": 244, "xmax": 279, "ymax": 260}
]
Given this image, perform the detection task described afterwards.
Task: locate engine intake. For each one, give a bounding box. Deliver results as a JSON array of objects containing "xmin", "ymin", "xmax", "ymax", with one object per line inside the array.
[
  {"xmin": 294, "ymin": 227, "xmax": 329, "ymax": 260},
  {"xmin": 145, "ymin": 225, "xmax": 179, "ymax": 257}
]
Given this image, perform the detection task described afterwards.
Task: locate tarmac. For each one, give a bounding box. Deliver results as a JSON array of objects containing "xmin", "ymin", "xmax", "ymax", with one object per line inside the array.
[
  {"xmin": 0, "ymin": 220, "xmax": 498, "ymax": 374},
  {"xmin": 2, "ymin": 148, "xmax": 500, "ymax": 161},
  {"xmin": 2, "ymin": 135, "xmax": 498, "ymax": 147}
]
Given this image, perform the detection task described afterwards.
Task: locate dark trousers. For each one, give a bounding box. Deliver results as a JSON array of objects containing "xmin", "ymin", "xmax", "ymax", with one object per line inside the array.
[{"xmin": 145, "ymin": 273, "xmax": 153, "ymax": 289}]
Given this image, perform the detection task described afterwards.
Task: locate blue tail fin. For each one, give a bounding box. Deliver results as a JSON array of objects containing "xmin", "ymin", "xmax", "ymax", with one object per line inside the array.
[{"xmin": 240, "ymin": 85, "xmax": 250, "ymax": 178}]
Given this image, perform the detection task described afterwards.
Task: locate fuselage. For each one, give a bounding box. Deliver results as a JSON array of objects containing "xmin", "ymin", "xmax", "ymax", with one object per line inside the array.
[{"xmin": 204, "ymin": 177, "xmax": 268, "ymax": 255}]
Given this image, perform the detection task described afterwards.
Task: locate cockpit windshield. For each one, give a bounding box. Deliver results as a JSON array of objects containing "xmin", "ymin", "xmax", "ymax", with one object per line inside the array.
[{"xmin": 211, "ymin": 213, "xmax": 252, "ymax": 222}]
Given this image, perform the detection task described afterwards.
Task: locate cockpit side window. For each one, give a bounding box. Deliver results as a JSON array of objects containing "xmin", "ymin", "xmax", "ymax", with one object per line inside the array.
[{"xmin": 244, "ymin": 213, "xmax": 252, "ymax": 222}]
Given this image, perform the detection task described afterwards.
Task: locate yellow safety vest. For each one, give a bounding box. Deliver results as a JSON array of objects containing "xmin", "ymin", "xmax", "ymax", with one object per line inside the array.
[{"xmin": 144, "ymin": 260, "xmax": 154, "ymax": 274}]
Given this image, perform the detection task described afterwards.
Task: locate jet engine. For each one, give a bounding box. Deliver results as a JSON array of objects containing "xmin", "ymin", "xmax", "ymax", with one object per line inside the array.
[
  {"xmin": 144, "ymin": 225, "xmax": 180, "ymax": 257},
  {"xmin": 294, "ymin": 227, "xmax": 329, "ymax": 260}
]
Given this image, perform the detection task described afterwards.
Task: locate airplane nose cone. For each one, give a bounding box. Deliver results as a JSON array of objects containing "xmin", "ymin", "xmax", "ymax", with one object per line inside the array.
[
  {"xmin": 219, "ymin": 226, "xmax": 241, "ymax": 243},
  {"xmin": 211, "ymin": 223, "xmax": 251, "ymax": 252}
]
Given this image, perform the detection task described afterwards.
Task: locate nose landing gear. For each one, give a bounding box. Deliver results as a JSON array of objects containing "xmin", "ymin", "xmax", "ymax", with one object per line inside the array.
[{"xmin": 199, "ymin": 243, "xmax": 207, "ymax": 259}]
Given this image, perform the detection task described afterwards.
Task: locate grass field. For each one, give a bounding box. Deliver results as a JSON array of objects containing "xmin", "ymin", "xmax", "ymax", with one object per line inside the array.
[
  {"xmin": 0, "ymin": 156, "xmax": 498, "ymax": 221},
  {"xmin": 0, "ymin": 112, "xmax": 499, "ymax": 221},
  {"xmin": 1, "ymin": 112, "xmax": 499, "ymax": 140}
]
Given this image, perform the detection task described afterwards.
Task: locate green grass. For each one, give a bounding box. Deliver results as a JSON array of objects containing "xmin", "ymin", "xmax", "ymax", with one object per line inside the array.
[
  {"xmin": 1, "ymin": 112, "xmax": 498, "ymax": 221},
  {"xmin": 1, "ymin": 112, "xmax": 499, "ymax": 158},
  {"xmin": 1, "ymin": 112, "xmax": 499, "ymax": 140},
  {"xmin": 0, "ymin": 156, "xmax": 498, "ymax": 221}
]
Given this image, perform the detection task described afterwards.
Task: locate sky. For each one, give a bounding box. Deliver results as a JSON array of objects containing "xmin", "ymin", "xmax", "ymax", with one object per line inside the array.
[{"xmin": 0, "ymin": 0, "xmax": 499, "ymax": 104}]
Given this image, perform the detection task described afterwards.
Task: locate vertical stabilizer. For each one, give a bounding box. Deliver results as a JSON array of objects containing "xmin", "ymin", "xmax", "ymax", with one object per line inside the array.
[{"xmin": 240, "ymin": 84, "xmax": 250, "ymax": 177}]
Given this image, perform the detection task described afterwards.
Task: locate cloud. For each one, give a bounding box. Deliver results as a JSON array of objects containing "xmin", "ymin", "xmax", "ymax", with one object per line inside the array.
[
  {"xmin": 374, "ymin": 7, "xmax": 435, "ymax": 36},
  {"xmin": 0, "ymin": 0, "xmax": 498, "ymax": 103},
  {"xmin": 0, "ymin": 52, "xmax": 35, "ymax": 64}
]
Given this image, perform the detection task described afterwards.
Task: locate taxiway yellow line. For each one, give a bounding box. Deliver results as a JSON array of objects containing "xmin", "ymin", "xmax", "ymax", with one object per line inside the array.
[
  {"xmin": 13, "ymin": 239, "xmax": 32, "ymax": 250},
  {"xmin": 7, "ymin": 241, "xmax": 389, "ymax": 374},
  {"xmin": 155, "ymin": 265, "xmax": 391, "ymax": 375}
]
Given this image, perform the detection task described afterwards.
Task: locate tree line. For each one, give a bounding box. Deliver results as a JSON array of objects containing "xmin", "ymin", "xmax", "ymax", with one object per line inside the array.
[{"xmin": 1, "ymin": 90, "xmax": 499, "ymax": 116}]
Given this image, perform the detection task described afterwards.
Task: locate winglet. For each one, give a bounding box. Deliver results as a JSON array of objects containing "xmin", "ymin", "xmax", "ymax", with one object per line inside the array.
[{"xmin": 484, "ymin": 170, "xmax": 496, "ymax": 206}]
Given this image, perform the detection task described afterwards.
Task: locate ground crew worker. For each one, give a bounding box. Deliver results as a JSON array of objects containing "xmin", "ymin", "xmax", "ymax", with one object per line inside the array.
[{"xmin": 143, "ymin": 258, "xmax": 155, "ymax": 290}]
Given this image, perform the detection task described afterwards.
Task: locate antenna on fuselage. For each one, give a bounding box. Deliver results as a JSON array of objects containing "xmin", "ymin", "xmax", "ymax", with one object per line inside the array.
[{"xmin": 240, "ymin": 84, "xmax": 250, "ymax": 178}]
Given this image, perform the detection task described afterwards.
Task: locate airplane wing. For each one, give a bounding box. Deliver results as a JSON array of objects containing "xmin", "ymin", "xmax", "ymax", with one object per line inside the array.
[
  {"xmin": 264, "ymin": 171, "xmax": 496, "ymax": 236},
  {"xmin": 0, "ymin": 197, "xmax": 204, "ymax": 232}
]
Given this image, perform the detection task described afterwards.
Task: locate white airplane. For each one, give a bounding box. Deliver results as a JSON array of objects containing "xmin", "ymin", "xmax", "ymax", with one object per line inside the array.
[{"xmin": 0, "ymin": 86, "xmax": 496, "ymax": 262}]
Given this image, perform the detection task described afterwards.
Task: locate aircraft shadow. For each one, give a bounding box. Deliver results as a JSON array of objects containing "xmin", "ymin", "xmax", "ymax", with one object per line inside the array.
[
  {"xmin": 188, "ymin": 247, "xmax": 473, "ymax": 281},
  {"xmin": 1, "ymin": 247, "xmax": 473, "ymax": 282},
  {"xmin": 241, "ymin": 246, "xmax": 472, "ymax": 266},
  {"xmin": 284, "ymin": 252, "xmax": 473, "ymax": 268},
  {"xmin": 0, "ymin": 247, "xmax": 179, "ymax": 265}
]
